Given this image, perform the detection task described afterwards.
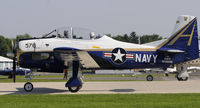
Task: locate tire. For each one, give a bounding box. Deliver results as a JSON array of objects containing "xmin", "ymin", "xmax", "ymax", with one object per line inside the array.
[
  {"xmin": 182, "ymin": 77, "xmax": 188, "ymax": 81},
  {"xmin": 177, "ymin": 77, "xmax": 188, "ymax": 81},
  {"xmin": 24, "ymin": 82, "xmax": 33, "ymax": 92},
  {"xmin": 146, "ymin": 75, "xmax": 153, "ymax": 81},
  {"xmin": 68, "ymin": 86, "xmax": 82, "ymax": 93}
]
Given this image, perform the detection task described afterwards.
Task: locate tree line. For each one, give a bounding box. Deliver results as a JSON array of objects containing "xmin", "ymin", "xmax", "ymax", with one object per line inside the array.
[
  {"xmin": 0, "ymin": 34, "xmax": 31, "ymax": 57},
  {"xmin": 107, "ymin": 31, "xmax": 162, "ymax": 44},
  {"xmin": 0, "ymin": 32, "xmax": 162, "ymax": 57}
]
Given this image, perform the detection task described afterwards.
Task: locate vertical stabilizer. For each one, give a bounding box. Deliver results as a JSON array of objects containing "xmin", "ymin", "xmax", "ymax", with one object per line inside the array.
[
  {"xmin": 157, "ymin": 15, "xmax": 199, "ymax": 61},
  {"xmin": 171, "ymin": 15, "xmax": 195, "ymax": 35}
]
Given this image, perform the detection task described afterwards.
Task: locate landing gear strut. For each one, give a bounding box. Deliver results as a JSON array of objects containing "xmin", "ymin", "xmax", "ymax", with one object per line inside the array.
[{"xmin": 65, "ymin": 61, "xmax": 82, "ymax": 92}]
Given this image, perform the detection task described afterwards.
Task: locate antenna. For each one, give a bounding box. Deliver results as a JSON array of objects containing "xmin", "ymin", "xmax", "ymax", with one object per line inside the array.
[
  {"xmin": 138, "ymin": 35, "xmax": 141, "ymax": 44},
  {"xmin": 70, "ymin": 27, "xmax": 73, "ymax": 39}
]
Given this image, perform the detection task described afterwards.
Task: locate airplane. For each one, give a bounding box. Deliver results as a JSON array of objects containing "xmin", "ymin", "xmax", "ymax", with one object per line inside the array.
[
  {"xmin": 0, "ymin": 56, "xmax": 31, "ymax": 78},
  {"xmin": 0, "ymin": 67, "xmax": 31, "ymax": 78},
  {"xmin": 10, "ymin": 15, "xmax": 199, "ymax": 92}
]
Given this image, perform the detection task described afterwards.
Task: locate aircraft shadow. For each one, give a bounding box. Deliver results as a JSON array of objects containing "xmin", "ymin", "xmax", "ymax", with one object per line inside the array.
[
  {"xmin": 109, "ymin": 89, "xmax": 135, "ymax": 92},
  {"xmin": 79, "ymin": 89, "xmax": 135, "ymax": 93},
  {"xmin": 7, "ymin": 88, "xmax": 67, "ymax": 95},
  {"xmin": 0, "ymin": 88, "xmax": 135, "ymax": 95}
]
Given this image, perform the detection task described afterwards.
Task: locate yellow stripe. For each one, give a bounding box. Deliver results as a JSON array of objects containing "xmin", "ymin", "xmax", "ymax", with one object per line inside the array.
[
  {"xmin": 181, "ymin": 35, "xmax": 190, "ymax": 37},
  {"xmin": 85, "ymin": 48, "xmax": 157, "ymax": 51},
  {"xmin": 92, "ymin": 46, "xmax": 100, "ymax": 48},
  {"xmin": 187, "ymin": 23, "xmax": 196, "ymax": 46},
  {"xmin": 19, "ymin": 48, "xmax": 157, "ymax": 53},
  {"xmin": 168, "ymin": 22, "xmax": 191, "ymax": 45}
]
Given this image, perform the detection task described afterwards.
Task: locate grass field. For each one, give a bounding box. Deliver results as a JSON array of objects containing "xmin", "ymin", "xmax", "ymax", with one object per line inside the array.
[{"xmin": 0, "ymin": 94, "xmax": 200, "ymax": 108}]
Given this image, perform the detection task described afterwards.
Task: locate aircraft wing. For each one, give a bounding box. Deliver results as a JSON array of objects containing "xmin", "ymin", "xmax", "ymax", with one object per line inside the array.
[
  {"xmin": 54, "ymin": 47, "xmax": 100, "ymax": 69},
  {"xmin": 76, "ymin": 51, "xmax": 100, "ymax": 68}
]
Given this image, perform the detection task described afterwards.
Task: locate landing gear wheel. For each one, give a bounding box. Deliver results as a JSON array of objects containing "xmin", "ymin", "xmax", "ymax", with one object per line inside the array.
[
  {"xmin": 24, "ymin": 82, "xmax": 33, "ymax": 92},
  {"xmin": 146, "ymin": 75, "xmax": 153, "ymax": 81},
  {"xmin": 68, "ymin": 86, "xmax": 82, "ymax": 93},
  {"xmin": 177, "ymin": 77, "xmax": 188, "ymax": 81}
]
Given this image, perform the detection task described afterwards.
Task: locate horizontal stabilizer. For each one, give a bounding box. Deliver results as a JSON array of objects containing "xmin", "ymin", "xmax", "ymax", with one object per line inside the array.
[{"xmin": 157, "ymin": 48, "xmax": 184, "ymax": 53}]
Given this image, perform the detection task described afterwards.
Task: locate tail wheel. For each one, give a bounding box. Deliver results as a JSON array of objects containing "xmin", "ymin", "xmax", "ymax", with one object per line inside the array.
[
  {"xmin": 68, "ymin": 86, "xmax": 82, "ymax": 93},
  {"xmin": 177, "ymin": 77, "xmax": 188, "ymax": 81}
]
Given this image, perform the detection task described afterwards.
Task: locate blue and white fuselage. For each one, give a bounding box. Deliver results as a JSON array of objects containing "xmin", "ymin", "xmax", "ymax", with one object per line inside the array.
[{"xmin": 18, "ymin": 15, "xmax": 199, "ymax": 72}]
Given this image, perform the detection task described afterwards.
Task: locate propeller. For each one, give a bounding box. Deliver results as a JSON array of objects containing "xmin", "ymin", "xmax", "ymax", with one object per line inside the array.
[{"xmin": 12, "ymin": 40, "xmax": 17, "ymax": 83}]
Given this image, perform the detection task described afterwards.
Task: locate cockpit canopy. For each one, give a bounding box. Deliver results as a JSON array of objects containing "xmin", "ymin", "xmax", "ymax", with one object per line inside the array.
[{"xmin": 42, "ymin": 27, "xmax": 102, "ymax": 40}]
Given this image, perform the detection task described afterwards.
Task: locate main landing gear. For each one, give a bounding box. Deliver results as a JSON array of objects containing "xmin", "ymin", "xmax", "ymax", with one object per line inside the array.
[{"xmin": 65, "ymin": 61, "xmax": 82, "ymax": 92}]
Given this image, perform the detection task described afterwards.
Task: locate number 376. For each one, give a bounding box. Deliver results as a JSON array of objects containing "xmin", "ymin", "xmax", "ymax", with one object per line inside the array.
[{"xmin": 25, "ymin": 43, "xmax": 36, "ymax": 48}]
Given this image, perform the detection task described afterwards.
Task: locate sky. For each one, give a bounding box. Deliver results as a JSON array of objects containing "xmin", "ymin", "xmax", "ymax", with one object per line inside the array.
[{"xmin": 0, "ymin": 0, "xmax": 200, "ymax": 38}]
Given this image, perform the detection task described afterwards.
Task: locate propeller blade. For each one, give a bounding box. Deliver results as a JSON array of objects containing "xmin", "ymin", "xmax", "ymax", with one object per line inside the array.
[
  {"xmin": 13, "ymin": 55, "xmax": 16, "ymax": 83},
  {"xmin": 12, "ymin": 40, "xmax": 17, "ymax": 83}
]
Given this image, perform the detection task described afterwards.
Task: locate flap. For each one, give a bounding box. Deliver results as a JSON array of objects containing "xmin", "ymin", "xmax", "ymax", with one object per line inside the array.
[{"xmin": 54, "ymin": 47, "xmax": 100, "ymax": 69}]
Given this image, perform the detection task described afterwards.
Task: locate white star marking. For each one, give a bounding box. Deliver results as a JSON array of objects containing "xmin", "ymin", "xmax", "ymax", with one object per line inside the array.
[{"xmin": 113, "ymin": 49, "xmax": 125, "ymax": 62}]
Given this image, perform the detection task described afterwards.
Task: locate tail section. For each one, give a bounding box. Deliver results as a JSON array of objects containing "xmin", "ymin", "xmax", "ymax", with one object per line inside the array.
[{"xmin": 157, "ymin": 15, "xmax": 199, "ymax": 61}]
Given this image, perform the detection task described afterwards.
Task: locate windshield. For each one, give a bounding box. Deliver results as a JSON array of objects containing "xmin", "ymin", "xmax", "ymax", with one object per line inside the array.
[{"xmin": 42, "ymin": 27, "xmax": 101, "ymax": 40}]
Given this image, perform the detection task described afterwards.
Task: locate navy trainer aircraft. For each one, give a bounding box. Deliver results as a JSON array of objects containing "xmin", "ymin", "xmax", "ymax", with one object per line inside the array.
[{"xmin": 11, "ymin": 15, "xmax": 199, "ymax": 92}]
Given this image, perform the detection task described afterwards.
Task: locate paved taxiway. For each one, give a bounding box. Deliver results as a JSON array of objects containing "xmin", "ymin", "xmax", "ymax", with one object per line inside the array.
[{"xmin": 0, "ymin": 80, "xmax": 200, "ymax": 95}]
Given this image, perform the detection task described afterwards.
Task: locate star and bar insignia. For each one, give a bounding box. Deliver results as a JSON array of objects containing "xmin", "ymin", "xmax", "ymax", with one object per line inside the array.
[{"xmin": 104, "ymin": 48, "xmax": 134, "ymax": 64}]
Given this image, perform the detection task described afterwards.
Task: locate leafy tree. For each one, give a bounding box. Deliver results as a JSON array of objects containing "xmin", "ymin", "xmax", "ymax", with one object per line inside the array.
[
  {"xmin": 5, "ymin": 38, "xmax": 12, "ymax": 53},
  {"xmin": 0, "ymin": 34, "xmax": 32, "ymax": 57},
  {"xmin": 0, "ymin": 36, "xmax": 11, "ymax": 56},
  {"xmin": 129, "ymin": 32, "xmax": 138, "ymax": 43},
  {"xmin": 140, "ymin": 34, "xmax": 162, "ymax": 44},
  {"xmin": 110, "ymin": 32, "xmax": 162, "ymax": 44},
  {"xmin": 16, "ymin": 33, "xmax": 31, "ymax": 41},
  {"xmin": 105, "ymin": 34, "xmax": 112, "ymax": 37}
]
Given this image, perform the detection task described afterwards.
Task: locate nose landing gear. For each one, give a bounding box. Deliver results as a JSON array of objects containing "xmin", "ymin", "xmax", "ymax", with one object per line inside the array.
[{"xmin": 24, "ymin": 73, "xmax": 34, "ymax": 92}]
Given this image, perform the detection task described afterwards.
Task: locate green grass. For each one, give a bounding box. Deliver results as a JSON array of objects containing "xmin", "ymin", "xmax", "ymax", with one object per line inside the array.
[{"xmin": 0, "ymin": 94, "xmax": 200, "ymax": 108}]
